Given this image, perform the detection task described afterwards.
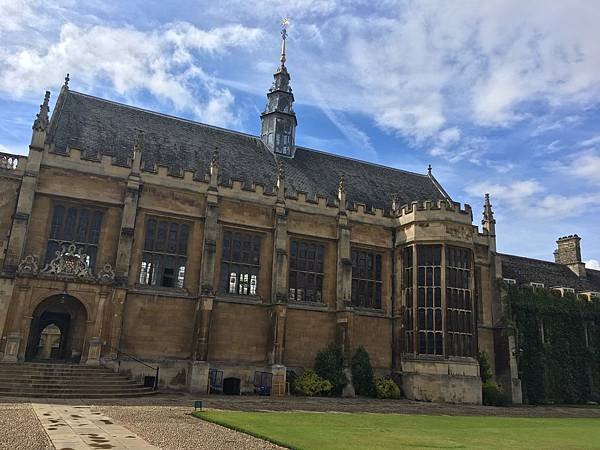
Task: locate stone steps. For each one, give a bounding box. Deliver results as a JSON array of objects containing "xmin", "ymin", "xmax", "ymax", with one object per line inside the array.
[{"xmin": 0, "ymin": 362, "xmax": 158, "ymax": 398}]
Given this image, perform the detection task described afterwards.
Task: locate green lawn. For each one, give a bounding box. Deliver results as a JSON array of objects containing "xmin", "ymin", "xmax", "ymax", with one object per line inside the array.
[{"xmin": 194, "ymin": 410, "xmax": 600, "ymax": 449}]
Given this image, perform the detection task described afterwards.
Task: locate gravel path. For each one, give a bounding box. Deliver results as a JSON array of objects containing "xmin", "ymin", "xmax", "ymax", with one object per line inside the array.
[
  {"xmin": 97, "ymin": 404, "xmax": 284, "ymax": 450},
  {"xmin": 0, "ymin": 402, "xmax": 53, "ymax": 450}
]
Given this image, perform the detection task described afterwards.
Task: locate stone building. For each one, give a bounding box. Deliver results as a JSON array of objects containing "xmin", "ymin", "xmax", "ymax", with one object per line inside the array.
[{"xmin": 0, "ymin": 30, "xmax": 598, "ymax": 404}]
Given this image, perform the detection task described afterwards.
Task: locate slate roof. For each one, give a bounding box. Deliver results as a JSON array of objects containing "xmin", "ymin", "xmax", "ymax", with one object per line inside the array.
[
  {"xmin": 46, "ymin": 90, "xmax": 447, "ymax": 212},
  {"xmin": 500, "ymin": 253, "xmax": 600, "ymax": 292}
]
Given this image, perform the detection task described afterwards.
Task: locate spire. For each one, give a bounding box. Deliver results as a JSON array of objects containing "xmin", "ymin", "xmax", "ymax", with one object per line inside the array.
[
  {"xmin": 260, "ymin": 19, "xmax": 297, "ymax": 157},
  {"xmin": 32, "ymin": 91, "xmax": 50, "ymax": 132},
  {"xmin": 280, "ymin": 18, "xmax": 289, "ymax": 68},
  {"xmin": 482, "ymin": 193, "xmax": 496, "ymax": 235}
]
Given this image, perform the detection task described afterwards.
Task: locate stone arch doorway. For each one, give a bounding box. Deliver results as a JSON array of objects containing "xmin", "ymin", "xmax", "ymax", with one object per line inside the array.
[{"xmin": 25, "ymin": 294, "xmax": 88, "ymax": 363}]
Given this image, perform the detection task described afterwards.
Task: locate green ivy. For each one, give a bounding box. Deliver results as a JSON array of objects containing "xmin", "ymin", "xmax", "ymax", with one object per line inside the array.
[{"xmin": 507, "ymin": 285, "xmax": 600, "ymax": 404}]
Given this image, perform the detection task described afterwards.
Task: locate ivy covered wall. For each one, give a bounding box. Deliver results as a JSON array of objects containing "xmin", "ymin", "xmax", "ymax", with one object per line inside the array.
[{"xmin": 506, "ymin": 286, "xmax": 600, "ymax": 404}]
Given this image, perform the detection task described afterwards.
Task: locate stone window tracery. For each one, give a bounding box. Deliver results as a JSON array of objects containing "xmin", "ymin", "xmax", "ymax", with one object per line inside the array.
[
  {"xmin": 288, "ymin": 240, "xmax": 324, "ymax": 302},
  {"xmin": 220, "ymin": 230, "xmax": 261, "ymax": 296},
  {"xmin": 446, "ymin": 246, "xmax": 473, "ymax": 357},
  {"xmin": 402, "ymin": 247, "xmax": 414, "ymax": 353},
  {"xmin": 46, "ymin": 204, "xmax": 103, "ymax": 270},
  {"xmin": 351, "ymin": 249, "xmax": 382, "ymax": 309},
  {"xmin": 402, "ymin": 244, "xmax": 475, "ymax": 358},
  {"xmin": 417, "ymin": 245, "xmax": 443, "ymax": 355},
  {"xmin": 139, "ymin": 218, "xmax": 189, "ymax": 288}
]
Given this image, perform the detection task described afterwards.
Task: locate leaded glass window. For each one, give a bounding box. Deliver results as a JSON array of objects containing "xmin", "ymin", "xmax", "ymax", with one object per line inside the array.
[
  {"xmin": 446, "ymin": 246, "xmax": 473, "ymax": 357},
  {"xmin": 46, "ymin": 204, "xmax": 103, "ymax": 270},
  {"xmin": 139, "ymin": 218, "xmax": 189, "ymax": 288},
  {"xmin": 403, "ymin": 246, "xmax": 414, "ymax": 353},
  {"xmin": 219, "ymin": 230, "xmax": 261, "ymax": 296},
  {"xmin": 351, "ymin": 249, "xmax": 382, "ymax": 309},
  {"xmin": 417, "ymin": 245, "xmax": 443, "ymax": 355},
  {"xmin": 288, "ymin": 240, "xmax": 324, "ymax": 302}
]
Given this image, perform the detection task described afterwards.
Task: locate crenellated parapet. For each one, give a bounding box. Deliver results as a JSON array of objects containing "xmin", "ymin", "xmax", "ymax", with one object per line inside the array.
[{"xmin": 393, "ymin": 199, "xmax": 476, "ymax": 246}]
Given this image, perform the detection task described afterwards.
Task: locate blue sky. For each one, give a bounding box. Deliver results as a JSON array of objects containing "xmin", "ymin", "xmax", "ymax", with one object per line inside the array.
[{"xmin": 1, "ymin": 0, "xmax": 599, "ymax": 267}]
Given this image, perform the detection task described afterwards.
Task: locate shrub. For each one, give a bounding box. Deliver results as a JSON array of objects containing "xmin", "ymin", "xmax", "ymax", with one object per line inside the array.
[
  {"xmin": 315, "ymin": 345, "xmax": 348, "ymax": 396},
  {"xmin": 375, "ymin": 377, "xmax": 401, "ymax": 399},
  {"xmin": 351, "ymin": 347, "xmax": 376, "ymax": 397},
  {"xmin": 478, "ymin": 352, "xmax": 492, "ymax": 383},
  {"xmin": 482, "ymin": 381, "xmax": 511, "ymax": 406},
  {"xmin": 292, "ymin": 369, "xmax": 332, "ymax": 397}
]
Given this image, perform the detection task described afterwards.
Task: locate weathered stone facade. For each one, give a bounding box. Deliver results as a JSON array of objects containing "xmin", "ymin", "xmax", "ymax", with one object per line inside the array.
[{"xmin": 2, "ymin": 39, "xmax": 595, "ymax": 404}]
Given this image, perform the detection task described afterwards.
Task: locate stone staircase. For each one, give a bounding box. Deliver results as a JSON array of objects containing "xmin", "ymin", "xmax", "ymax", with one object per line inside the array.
[{"xmin": 0, "ymin": 362, "xmax": 158, "ymax": 398}]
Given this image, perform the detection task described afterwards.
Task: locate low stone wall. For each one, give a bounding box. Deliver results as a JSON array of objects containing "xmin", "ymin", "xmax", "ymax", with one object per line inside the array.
[{"xmin": 401, "ymin": 372, "xmax": 482, "ymax": 404}]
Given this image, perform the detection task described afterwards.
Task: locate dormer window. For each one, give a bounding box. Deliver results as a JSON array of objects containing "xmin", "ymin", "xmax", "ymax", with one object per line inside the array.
[
  {"xmin": 530, "ymin": 282, "xmax": 544, "ymax": 290},
  {"xmin": 551, "ymin": 287, "xmax": 575, "ymax": 297},
  {"xmin": 503, "ymin": 278, "xmax": 516, "ymax": 285}
]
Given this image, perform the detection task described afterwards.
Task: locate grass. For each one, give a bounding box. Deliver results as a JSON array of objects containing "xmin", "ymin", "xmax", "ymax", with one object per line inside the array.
[{"xmin": 194, "ymin": 410, "xmax": 600, "ymax": 449}]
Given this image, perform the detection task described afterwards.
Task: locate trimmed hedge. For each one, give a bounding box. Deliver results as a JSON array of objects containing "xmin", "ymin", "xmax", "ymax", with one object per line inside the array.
[
  {"xmin": 375, "ymin": 377, "xmax": 401, "ymax": 399},
  {"xmin": 292, "ymin": 369, "xmax": 332, "ymax": 397}
]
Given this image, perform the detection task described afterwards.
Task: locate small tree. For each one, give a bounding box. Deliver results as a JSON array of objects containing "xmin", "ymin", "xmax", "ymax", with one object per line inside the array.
[
  {"xmin": 478, "ymin": 351, "xmax": 492, "ymax": 383},
  {"xmin": 315, "ymin": 344, "xmax": 348, "ymax": 396},
  {"xmin": 351, "ymin": 347, "xmax": 376, "ymax": 397}
]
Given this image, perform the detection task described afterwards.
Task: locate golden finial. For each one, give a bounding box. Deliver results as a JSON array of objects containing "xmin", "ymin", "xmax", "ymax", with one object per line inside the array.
[{"xmin": 280, "ymin": 18, "xmax": 290, "ymax": 67}]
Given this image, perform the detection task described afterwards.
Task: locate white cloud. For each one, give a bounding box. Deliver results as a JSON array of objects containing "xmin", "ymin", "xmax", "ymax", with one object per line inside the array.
[
  {"xmin": 466, "ymin": 179, "xmax": 543, "ymax": 204},
  {"xmin": 579, "ymin": 135, "xmax": 600, "ymax": 148},
  {"xmin": 586, "ymin": 259, "xmax": 600, "ymax": 270},
  {"xmin": 466, "ymin": 178, "xmax": 600, "ymax": 220},
  {"xmin": 552, "ymin": 150, "xmax": 600, "ymax": 185},
  {"xmin": 0, "ymin": 20, "xmax": 264, "ymax": 127}
]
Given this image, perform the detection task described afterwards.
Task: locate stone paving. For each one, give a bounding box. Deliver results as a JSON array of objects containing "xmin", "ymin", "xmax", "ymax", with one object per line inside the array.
[{"xmin": 32, "ymin": 403, "xmax": 159, "ymax": 450}]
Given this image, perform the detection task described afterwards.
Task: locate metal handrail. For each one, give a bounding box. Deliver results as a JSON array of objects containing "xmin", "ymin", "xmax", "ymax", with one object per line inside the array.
[{"xmin": 102, "ymin": 341, "xmax": 159, "ymax": 390}]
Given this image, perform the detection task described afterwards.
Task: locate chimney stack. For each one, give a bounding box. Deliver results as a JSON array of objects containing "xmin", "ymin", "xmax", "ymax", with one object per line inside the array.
[{"xmin": 554, "ymin": 235, "xmax": 586, "ymax": 278}]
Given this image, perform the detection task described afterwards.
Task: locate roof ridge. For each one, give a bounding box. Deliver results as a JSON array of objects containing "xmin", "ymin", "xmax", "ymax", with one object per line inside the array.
[
  {"xmin": 68, "ymin": 90, "xmax": 264, "ymax": 142},
  {"xmin": 296, "ymin": 145, "xmax": 429, "ymax": 179},
  {"xmin": 498, "ymin": 253, "xmax": 562, "ymax": 265}
]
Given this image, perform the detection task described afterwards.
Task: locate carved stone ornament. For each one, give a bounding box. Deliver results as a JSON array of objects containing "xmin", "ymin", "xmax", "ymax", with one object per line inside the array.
[
  {"xmin": 17, "ymin": 255, "xmax": 39, "ymax": 276},
  {"xmin": 41, "ymin": 243, "xmax": 94, "ymax": 280},
  {"xmin": 97, "ymin": 264, "xmax": 116, "ymax": 284}
]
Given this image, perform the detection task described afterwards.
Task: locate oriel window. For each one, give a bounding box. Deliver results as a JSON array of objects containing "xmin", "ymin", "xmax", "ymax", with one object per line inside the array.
[
  {"xmin": 219, "ymin": 230, "xmax": 261, "ymax": 296},
  {"xmin": 139, "ymin": 218, "xmax": 189, "ymax": 289},
  {"xmin": 288, "ymin": 240, "xmax": 325, "ymax": 302},
  {"xmin": 46, "ymin": 204, "xmax": 104, "ymax": 270},
  {"xmin": 351, "ymin": 249, "xmax": 383, "ymax": 309}
]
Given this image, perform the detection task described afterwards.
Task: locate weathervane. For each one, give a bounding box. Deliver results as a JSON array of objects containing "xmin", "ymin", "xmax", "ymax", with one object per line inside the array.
[{"xmin": 280, "ymin": 18, "xmax": 290, "ymax": 67}]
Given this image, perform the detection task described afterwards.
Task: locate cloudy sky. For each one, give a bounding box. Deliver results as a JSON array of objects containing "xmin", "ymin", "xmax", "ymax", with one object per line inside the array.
[{"xmin": 1, "ymin": 0, "xmax": 599, "ymax": 267}]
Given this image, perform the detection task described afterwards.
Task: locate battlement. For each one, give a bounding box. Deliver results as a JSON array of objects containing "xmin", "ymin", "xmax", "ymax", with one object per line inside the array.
[
  {"xmin": 44, "ymin": 146, "xmax": 442, "ymax": 222},
  {"xmin": 394, "ymin": 199, "xmax": 472, "ymax": 218}
]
